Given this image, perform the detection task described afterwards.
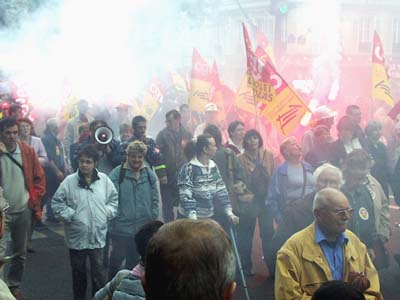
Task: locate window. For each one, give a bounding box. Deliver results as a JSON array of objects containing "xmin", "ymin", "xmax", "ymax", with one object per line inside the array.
[
  {"xmin": 359, "ymin": 16, "xmax": 373, "ymax": 52},
  {"xmin": 393, "ymin": 18, "xmax": 400, "ymax": 53}
]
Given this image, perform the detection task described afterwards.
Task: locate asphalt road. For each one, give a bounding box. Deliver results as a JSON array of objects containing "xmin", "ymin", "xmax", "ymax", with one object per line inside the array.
[{"xmin": 18, "ymin": 202, "xmax": 400, "ymax": 300}]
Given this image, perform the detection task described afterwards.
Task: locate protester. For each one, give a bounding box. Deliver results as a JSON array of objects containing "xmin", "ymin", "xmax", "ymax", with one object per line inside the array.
[
  {"xmin": 225, "ymin": 120, "xmax": 245, "ymax": 155},
  {"xmin": 329, "ymin": 116, "xmax": 365, "ymax": 167},
  {"xmin": 8, "ymin": 104, "xmax": 24, "ymax": 120},
  {"xmin": 18, "ymin": 117, "xmax": 49, "ymax": 251},
  {"xmin": 178, "ymin": 134, "xmax": 239, "ymax": 225},
  {"xmin": 0, "ymin": 187, "xmax": 15, "ymax": 300},
  {"xmin": 41, "ymin": 118, "xmax": 67, "ymax": 224},
  {"xmin": 194, "ymin": 103, "xmax": 227, "ymax": 141},
  {"xmin": 71, "ymin": 119, "xmax": 124, "ymax": 174},
  {"xmin": 94, "ymin": 220, "xmax": 163, "ymax": 300},
  {"xmin": 346, "ymin": 105, "xmax": 365, "ymax": 144},
  {"xmin": 0, "ymin": 117, "xmax": 46, "ymax": 300},
  {"xmin": 283, "ymin": 163, "xmax": 343, "ymax": 242},
  {"xmin": 203, "ymin": 124, "xmax": 245, "ymax": 230},
  {"xmin": 52, "ymin": 144, "xmax": 118, "ymax": 300},
  {"xmin": 117, "ymin": 123, "xmax": 132, "ymax": 145},
  {"xmin": 304, "ymin": 125, "xmax": 333, "ymax": 168},
  {"xmin": 302, "ymin": 105, "xmax": 336, "ymax": 156},
  {"xmin": 364, "ymin": 121, "xmax": 390, "ymax": 197},
  {"xmin": 127, "ymin": 115, "xmax": 167, "ymax": 183},
  {"xmin": 275, "ymin": 188, "xmax": 382, "ymax": 300},
  {"xmin": 143, "ymin": 219, "xmax": 237, "ymax": 300},
  {"xmin": 156, "ymin": 109, "xmax": 192, "ymax": 222},
  {"xmin": 18, "ymin": 117, "xmax": 48, "ymax": 166},
  {"xmin": 237, "ymin": 129, "xmax": 275, "ymax": 275},
  {"xmin": 69, "ymin": 122, "xmax": 90, "ymax": 171},
  {"xmin": 267, "ymin": 137, "xmax": 314, "ymax": 223},
  {"xmin": 64, "ymin": 99, "xmax": 93, "ymax": 160},
  {"xmin": 179, "ymin": 103, "xmax": 198, "ymax": 134},
  {"xmin": 108, "ymin": 140, "xmax": 159, "ymax": 278},
  {"xmin": 341, "ymin": 149, "xmax": 390, "ymax": 270}
]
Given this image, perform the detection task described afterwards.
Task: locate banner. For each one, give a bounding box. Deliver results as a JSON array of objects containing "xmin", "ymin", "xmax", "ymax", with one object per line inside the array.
[
  {"xmin": 188, "ymin": 49, "xmax": 211, "ymax": 112},
  {"xmin": 242, "ymin": 23, "xmax": 309, "ymax": 136},
  {"xmin": 371, "ymin": 31, "xmax": 394, "ymax": 107},
  {"xmin": 141, "ymin": 78, "xmax": 163, "ymax": 121},
  {"xmin": 233, "ymin": 73, "xmax": 257, "ymax": 114},
  {"xmin": 170, "ymin": 71, "xmax": 188, "ymax": 92}
]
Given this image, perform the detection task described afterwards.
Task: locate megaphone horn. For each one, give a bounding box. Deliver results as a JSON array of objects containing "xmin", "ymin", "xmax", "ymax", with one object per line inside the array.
[{"xmin": 94, "ymin": 126, "xmax": 114, "ymax": 145}]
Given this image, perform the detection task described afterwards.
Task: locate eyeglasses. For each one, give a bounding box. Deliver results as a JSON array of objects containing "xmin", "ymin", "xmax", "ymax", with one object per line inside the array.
[{"xmin": 326, "ymin": 207, "xmax": 354, "ymax": 217}]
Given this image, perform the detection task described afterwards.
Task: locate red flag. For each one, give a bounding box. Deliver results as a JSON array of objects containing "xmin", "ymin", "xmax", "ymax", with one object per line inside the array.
[
  {"xmin": 191, "ymin": 49, "xmax": 210, "ymax": 81},
  {"xmin": 242, "ymin": 22, "xmax": 310, "ymax": 135}
]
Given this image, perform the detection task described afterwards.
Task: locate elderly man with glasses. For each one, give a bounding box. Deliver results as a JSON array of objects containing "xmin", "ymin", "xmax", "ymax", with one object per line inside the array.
[{"xmin": 275, "ymin": 188, "xmax": 382, "ymax": 300}]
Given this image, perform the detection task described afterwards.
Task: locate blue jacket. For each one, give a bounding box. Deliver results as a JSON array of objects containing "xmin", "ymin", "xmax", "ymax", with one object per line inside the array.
[
  {"xmin": 108, "ymin": 164, "xmax": 159, "ymax": 237},
  {"xmin": 266, "ymin": 161, "xmax": 314, "ymax": 223},
  {"xmin": 93, "ymin": 270, "xmax": 145, "ymax": 300}
]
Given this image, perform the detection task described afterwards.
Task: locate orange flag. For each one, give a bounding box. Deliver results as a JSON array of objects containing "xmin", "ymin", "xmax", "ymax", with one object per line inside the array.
[
  {"xmin": 242, "ymin": 23, "xmax": 310, "ymax": 136},
  {"xmin": 188, "ymin": 49, "xmax": 211, "ymax": 112},
  {"xmin": 371, "ymin": 31, "xmax": 394, "ymax": 107}
]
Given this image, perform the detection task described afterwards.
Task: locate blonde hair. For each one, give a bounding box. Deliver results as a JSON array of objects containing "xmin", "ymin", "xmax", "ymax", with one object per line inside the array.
[{"xmin": 126, "ymin": 140, "xmax": 147, "ymax": 155}]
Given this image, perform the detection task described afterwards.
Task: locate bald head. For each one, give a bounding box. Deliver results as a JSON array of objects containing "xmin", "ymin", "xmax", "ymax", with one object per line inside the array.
[{"xmin": 313, "ymin": 188, "xmax": 348, "ymax": 211}]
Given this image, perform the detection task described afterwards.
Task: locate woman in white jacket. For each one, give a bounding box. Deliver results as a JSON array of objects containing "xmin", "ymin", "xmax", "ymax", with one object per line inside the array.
[{"xmin": 52, "ymin": 144, "xmax": 118, "ymax": 300}]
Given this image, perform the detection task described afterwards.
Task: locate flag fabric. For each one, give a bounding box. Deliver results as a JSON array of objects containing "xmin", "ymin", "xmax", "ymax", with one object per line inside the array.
[
  {"xmin": 242, "ymin": 23, "xmax": 310, "ymax": 136},
  {"xmin": 371, "ymin": 31, "xmax": 394, "ymax": 107},
  {"xmin": 188, "ymin": 49, "xmax": 211, "ymax": 112},
  {"xmin": 256, "ymin": 29, "xmax": 276, "ymax": 67},
  {"xmin": 170, "ymin": 71, "xmax": 188, "ymax": 92},
  {"xmin": 233, "ymin": 73, "xmax": 257, "ymax": 114},
  {"xmin": 141, "ymin": 78, "xmax": 163, "ymax": 121}
]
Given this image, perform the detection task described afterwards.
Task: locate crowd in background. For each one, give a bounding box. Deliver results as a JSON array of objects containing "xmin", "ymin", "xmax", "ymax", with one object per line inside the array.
[{"xmin": 0, "ymin": 99, "xmax": 398, "ymax": 300}]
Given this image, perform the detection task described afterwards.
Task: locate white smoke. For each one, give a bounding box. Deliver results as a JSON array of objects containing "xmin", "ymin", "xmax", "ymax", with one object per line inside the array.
[{"xmin": 0, "ymin": 0, "xmax": 224, "ymax": 111}]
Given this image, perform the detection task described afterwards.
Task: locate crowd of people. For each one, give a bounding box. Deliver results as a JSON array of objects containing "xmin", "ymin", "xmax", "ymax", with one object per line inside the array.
[{"xmin": 0, "ymin": 99, "xmax": 398, "ymax": 300}]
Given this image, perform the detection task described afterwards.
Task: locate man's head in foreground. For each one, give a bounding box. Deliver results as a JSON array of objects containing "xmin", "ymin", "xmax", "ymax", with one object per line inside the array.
[
  {"xmin": 143, "ymin": 219, "xmax": 236, "ymax": 300},
  {"xmin": 313, "ymin": 188, "xmax": 352, "ymax": 241}
]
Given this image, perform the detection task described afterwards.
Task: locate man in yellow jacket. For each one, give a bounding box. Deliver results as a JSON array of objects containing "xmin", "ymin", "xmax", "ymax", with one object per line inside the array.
[{"xmin": 275, "ymin": 188, "xmax": 382, "ymax": 300}]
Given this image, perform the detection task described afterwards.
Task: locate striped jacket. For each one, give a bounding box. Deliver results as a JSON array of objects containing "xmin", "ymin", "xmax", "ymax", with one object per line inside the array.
[{"xmin": 177, "ymin": 157, "xmax": 232, "ymax": 219}]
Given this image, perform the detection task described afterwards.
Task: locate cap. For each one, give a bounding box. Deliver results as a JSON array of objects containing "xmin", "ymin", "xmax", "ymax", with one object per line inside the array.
[
  {"xmin": 205, "ymin": 102, "xmax": 218, "ymax": 112},
  {"xmin": 313, "ymin": 105, "xmax": 337, "ymax": 122}
]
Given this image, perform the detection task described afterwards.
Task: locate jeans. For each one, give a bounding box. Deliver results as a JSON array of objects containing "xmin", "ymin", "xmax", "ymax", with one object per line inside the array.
[
  {"xmin": 108, "ymin": 235, "xmax": 139, "ymax": 279},
  {"xmin": 0, "ymin": 207, "xmax": 31, "ymax": 289},
  {"xmin": 69, "ymin": 248, "xmax": 106, "ymax": 300}
]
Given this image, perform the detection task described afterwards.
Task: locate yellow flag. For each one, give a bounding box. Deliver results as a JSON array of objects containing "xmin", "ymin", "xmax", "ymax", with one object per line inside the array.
[
  {"xmin": 188, "ymin": 49, "xmax": 211, "ymax": 112},
  {"xmin": 371, "ymin": 31, "xmax": 394, "ymax": 107},
  {"xmin": 233, "ymin": 74, "xmax": 257, "ymax": 114}
]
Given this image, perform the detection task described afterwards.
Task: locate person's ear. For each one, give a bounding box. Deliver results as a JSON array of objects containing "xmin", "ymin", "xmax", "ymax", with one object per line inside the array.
[{"xmin": 223, "ymin": 282, "xmax": 236, "ymax": 300}]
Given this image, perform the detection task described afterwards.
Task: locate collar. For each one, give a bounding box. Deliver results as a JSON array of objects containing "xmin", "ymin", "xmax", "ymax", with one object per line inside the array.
[
  {"xmin": 123, "ymin": 161, "xmax": 145, "ymax": 171},
  {"xmin": 315, "ymin": 223, "xmax": 348, "ymax": 245},
  {"xmin": 228, "ymin": 138, "xmax": 243, "ymax": 151},
  {"xmin": 190, "ymin": 157, "xmax": 216, "ymax": 168},
  {"xmin": 10, "ymin": 143, "xmax": 21, "ymax": 154},
  {"xmin": 77, "ymin": 169, "xmax": 100, "ymax": 190}
]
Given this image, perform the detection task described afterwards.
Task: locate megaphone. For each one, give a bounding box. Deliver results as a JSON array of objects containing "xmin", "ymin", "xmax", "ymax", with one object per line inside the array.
[{"xmin": 94, "ymin": 126, "xmax": 114, "ymax": 145}]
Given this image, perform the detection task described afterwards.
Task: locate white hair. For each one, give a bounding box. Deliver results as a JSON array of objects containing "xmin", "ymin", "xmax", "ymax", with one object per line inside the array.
[{"xmin": 313, "ymin": 163, "xmax": 343, "ymax": 187}]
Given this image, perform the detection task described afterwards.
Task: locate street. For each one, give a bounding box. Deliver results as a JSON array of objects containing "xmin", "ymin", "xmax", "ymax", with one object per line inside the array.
[{"xmin": 21, "ymin": 203, "xmax": 400, "ymax": 300}]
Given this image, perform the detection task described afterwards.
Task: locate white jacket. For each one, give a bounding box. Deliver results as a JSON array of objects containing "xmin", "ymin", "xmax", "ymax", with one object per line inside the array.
[{"xmin": 52, "ymin": 171, "xmax": 118, "ymax": 250}]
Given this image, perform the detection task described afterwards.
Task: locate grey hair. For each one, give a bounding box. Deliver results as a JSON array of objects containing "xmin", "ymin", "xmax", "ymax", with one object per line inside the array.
[
  {"xmin": 46, "ymin": 118, "xmax": 58, "ymax": 128},
  {"xmin": 313, "ymin": 163, "xmax": 343, "ymax": 187},
  {"xmin": 312, "ymin": 187, "xmax": 343, "ymax": 211},
  {"xmin": 365, "ymin": 120, "xmax": 382, "ymax": 136}
]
